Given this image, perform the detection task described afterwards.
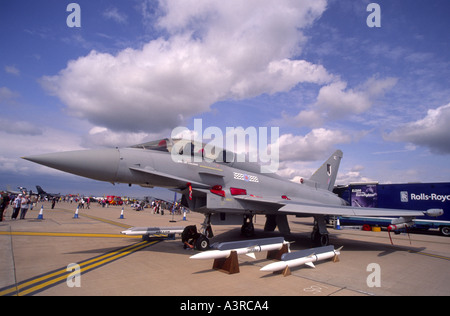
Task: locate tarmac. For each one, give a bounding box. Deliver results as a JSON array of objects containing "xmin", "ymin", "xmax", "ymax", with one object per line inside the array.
[{"xmin": 1, "ymin": 201, "xmax": 449, "ymax": 296}]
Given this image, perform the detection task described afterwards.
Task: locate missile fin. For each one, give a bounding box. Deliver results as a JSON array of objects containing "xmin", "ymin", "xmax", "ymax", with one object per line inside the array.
[
  {"xmin": 305, "ymin": 262, "xmax": 315, "ymax": 268},
  {"xmin": 246, "ymin": 253, "xmax": 256, "ymax": 259}
]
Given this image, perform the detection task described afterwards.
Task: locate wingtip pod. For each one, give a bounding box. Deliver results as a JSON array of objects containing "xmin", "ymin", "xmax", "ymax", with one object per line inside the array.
[{"xmin": 425, "ymin": 208, "xmax": 444, "ymax": 217}]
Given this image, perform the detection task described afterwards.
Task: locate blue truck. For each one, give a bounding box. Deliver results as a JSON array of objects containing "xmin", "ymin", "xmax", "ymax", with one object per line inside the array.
[{"xmin": 333, "ymin": 182, "xmax": 450, "ymax": 236}]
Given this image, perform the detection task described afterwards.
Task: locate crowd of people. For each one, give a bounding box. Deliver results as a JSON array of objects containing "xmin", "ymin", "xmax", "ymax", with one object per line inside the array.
[
  {"xmin": 148, "ymin": 199, "xmax": 188, "ymax": 216},
  {"xmin": 0, "ymin": 192, "xmax": 35, "ymax": 221},
  {"xmin": 0, "ymin": 190, "xmax": 188, "ymax": 221},
  {"xmin": 0, "ymin": 191, "xmax": 50, "ymax": 221}
]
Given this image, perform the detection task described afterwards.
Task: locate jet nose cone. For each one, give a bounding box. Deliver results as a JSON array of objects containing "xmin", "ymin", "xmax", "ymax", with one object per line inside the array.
[{"xmin": 23, "ymin": 148, "xmax": 121, "ymax": 182}]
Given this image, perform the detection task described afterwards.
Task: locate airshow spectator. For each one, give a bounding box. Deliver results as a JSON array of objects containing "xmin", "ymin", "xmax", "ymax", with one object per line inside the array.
[
  {"xmin": 19, "ymin": 195, "xmax": 30, "ymax": 219},
  {"xmin": 11, "ymin": 194, "xmax": 22, "ymax": 219},
  {"xmin": 0, "ymin": 191, "xmax": 11, "ymax": 221}
]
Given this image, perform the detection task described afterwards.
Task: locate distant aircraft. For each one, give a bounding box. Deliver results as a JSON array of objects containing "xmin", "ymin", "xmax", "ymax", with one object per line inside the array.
[
  {"xmin": 22, "ymin": 138, "xmax": 443, "ymax": 250},
  {"xmin": 5, "ymin": 186, "xmax": 28, "ymax": 195},
  {"xmin": 35, "ymin": 185, "xmax": 61, "ymax": 198}
]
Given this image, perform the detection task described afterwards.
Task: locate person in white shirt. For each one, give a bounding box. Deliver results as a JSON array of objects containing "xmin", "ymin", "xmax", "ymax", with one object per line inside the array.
[
  {"xmin": 20, "ymin": 195, "xmax": 30, "ymax": 219},
  {"xmin": 11, "ymin": 194, "xmax": 22, "ymax": 219}
]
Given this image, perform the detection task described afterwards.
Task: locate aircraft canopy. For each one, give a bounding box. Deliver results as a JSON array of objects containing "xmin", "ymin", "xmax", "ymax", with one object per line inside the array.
[{"xmin": 129, "ymin": 138, "xmax": 235, "ymax": 163}]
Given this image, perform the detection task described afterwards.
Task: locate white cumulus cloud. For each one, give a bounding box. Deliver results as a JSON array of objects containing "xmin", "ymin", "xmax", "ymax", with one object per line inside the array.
[
  {"xmin": 40, "ymin": 0, "xmax": 331, "ymax": 134},
  {"xmin": 273, "ymin": 128, "xmax": 352, "ymax": 162},
  {"xmin": 385, "ymin": 103, "xmax": 450, "ymax": 154},
  {"xmin": 291, "ymin": 77, "xmax": 398, "ymax": 127}
]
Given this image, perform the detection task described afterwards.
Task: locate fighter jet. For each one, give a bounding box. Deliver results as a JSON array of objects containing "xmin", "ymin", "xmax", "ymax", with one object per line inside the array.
[
  {"xmin": 35, "ymin": 185, "xmax": 61, "ymax": 199},
  {"xmin": 22, "ymin": 138, "xmax": 443, "ymax": 250},
  {"xmin": 5, "ymin": 186, "xmax": 28, "ymax": 195}
]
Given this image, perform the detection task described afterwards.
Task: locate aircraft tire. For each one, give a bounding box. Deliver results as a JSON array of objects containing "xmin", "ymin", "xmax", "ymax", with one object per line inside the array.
[
  {"xmin": 311, "ymin": 231, "xmax": 329, "ymax": 246},
  {"xmin": 320, "ymin": 234, "xmax": 329, "ymax": 246},
  {"xmin": 195, "ymin": 235, "xmax": 210, "ymax": 251},
  {"xmin": 241, "ymin": 222, "xmax": 255, "ymax": 237}
]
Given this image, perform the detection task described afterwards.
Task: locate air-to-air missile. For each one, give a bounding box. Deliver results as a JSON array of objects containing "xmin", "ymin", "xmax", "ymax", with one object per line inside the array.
[
  {"xmin": 260, "ymin": 245, "xmax": 342, "ymax": 274},
  {"xmin": 121, "ymin": 226, "xmax": 185, "ymax": 240},
  {"xmin": 190, "ymin": 237, "xmax": 290, "ymax": 260}
]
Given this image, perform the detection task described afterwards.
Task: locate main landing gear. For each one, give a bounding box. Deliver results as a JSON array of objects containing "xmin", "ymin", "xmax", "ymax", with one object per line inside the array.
[
  {"xmin": 311, "ymin": 215, "xmax": 330, "ymax": 246},
  {"xmin": 182, "ymin": 214, "xmax": 331, "ymax": 250},
  {"xmin": 241, "ymin": 214, "xmax": 255, "ymax": 237}
]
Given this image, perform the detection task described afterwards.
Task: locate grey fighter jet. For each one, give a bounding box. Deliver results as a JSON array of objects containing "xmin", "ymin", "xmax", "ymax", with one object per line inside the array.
[
  {"xmin": 36, "ymin": 185, "xmax": 61, "ymax": 199},
  {"xmin": 22, "ymin": 138, "xmax": 443, "ymax": 250}
]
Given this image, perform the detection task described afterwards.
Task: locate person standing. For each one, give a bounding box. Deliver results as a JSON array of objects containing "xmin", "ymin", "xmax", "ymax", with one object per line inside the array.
[
  {"xmin": 19, "ymin": 195, "xmax": 30, "ymax": 219},
  {"xmin": 0, "ymin": 191, "xmax": 11, "ymax": 221},
  {"xmin": 11, "ymin": 194, "xmax": 22, "ymax": 219}
]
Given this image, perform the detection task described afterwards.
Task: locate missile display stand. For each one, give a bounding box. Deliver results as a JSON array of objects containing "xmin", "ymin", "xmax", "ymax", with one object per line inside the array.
[
  {"xmin": 212, "ymin": 251, "xmax": 240, "ymax": 274},
  {"xmin": 267, "ymin": 243, "xmax": 290, "ymax": 261},
  {"xmin": 190, "ymin": 237, "xmax": 290, "ymax": 275}
]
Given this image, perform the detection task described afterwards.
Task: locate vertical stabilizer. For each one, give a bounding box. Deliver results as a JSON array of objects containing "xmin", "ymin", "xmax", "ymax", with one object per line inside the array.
[
  {"xmin": 309, "ymin": 150, "xmax": 343, "ymax": 191},
  {"xmin": 36, "ymin": 185, "xmax": 46, "ymax": 195}
]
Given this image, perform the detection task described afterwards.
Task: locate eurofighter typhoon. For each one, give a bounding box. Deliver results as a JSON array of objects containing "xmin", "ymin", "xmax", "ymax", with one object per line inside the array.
[{"xmin": 23, "ymin": 138, "xmax": 443, "ymax": 250}]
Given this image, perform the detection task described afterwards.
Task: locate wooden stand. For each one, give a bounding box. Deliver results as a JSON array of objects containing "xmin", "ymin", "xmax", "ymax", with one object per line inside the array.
[
  {"xmin": 332, "ymin": 253, "xmax": 340, "ymax": 263},
  {"xmin": 266, "ymin": 244, "xmax": 289, "ymax": 261},
  {"xmin": 212, "ymin": 251, "xmax": 240, "ymax": 274},
  {"xmin": 273, "ymin": 265, "xmax": 291, "ymax": 277}
]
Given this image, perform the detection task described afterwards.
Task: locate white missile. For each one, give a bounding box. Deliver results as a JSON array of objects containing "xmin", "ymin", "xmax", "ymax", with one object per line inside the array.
[
  {"xmin": 121, "ymin": 226, "xmax": 185, "ymax": 236},
  {"xmin": 260, "ymin": 245, "xmax": 342, "ymax": 273},
  {"xmin": 190, "ymin": 237, "xmax": 290, "ymax": 260}
]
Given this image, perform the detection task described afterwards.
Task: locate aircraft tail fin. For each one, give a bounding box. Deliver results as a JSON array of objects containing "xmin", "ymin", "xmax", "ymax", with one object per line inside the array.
[
  {"xmin": 36, "ymin": 185, "xmax": 45, "ymax": 194},
  {"xmin": 309, "ymin": 150, "xmax": 343, "ymax": 192}
]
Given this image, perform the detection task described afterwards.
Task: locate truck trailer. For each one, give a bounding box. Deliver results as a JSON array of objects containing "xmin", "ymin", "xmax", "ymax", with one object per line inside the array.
[{"xmin": 333, "ymin": 182, "xmax": 450, "ymax": 236}]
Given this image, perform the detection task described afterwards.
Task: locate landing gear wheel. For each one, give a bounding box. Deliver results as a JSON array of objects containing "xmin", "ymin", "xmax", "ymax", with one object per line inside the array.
[
  {"xmin": 241, "ymin": 214, "xmax": 255, "ymax": 237},
  {"xmin": 311, "ymin": 230, "xmax": 329, "ymax": 246},
  {"xmin": 241, "ymin": 222, "xmax": 254, "ymax": 237},
  {"xmin": 311, "ymin": 215, "xmax": 330, "ymax": 246},
  {"xmin": 195, "ymin": 235, "xmax": 210, "ymax": 251},
  {"xmin": 320, "ymin": 234, "xmax": 329, "ymax": 246}
]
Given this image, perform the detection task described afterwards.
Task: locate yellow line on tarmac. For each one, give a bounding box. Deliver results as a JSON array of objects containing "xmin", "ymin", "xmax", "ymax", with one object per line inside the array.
[
  {"xmin": 18, "ymin": 241, "xmax": 156, "ymax": 296},
  {"xmin": 0, "ymin": 231, "xmax": 140, "ymax": 239},
  {"xmin": 409, "ymin": 250, "xmax": 450, "ymax": 261},
  {"xmin": 0, "ymin": 240, "xmax": 158, "ymax": 296}
]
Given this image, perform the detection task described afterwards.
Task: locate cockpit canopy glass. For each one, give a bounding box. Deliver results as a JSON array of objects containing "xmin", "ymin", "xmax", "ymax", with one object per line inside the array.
[
  {"xmin": 130, "ymin": 139, "xmax": 169, "ymax": 152},
  {"xmin": 129, "ymin": 138, "xmax": 235, "ymax": 163}
]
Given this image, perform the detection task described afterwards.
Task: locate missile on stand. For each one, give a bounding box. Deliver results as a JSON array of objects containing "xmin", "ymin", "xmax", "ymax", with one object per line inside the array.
[
  {"xmin": 190, "ymin": 237, "xmax": 290, "ymax": 260},
  {"xmin": 190, "ymin": 237, "xmax": 291, "ymax": 274},
  {"xmin": 260, "ymin": 245, "xmax": 342, "ymax": 276}
]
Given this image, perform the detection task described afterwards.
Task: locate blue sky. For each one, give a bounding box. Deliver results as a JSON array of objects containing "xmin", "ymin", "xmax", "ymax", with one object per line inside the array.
[{"xmin": 1, "ymin": 0, "xmax": 449, "ymax": 198}]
